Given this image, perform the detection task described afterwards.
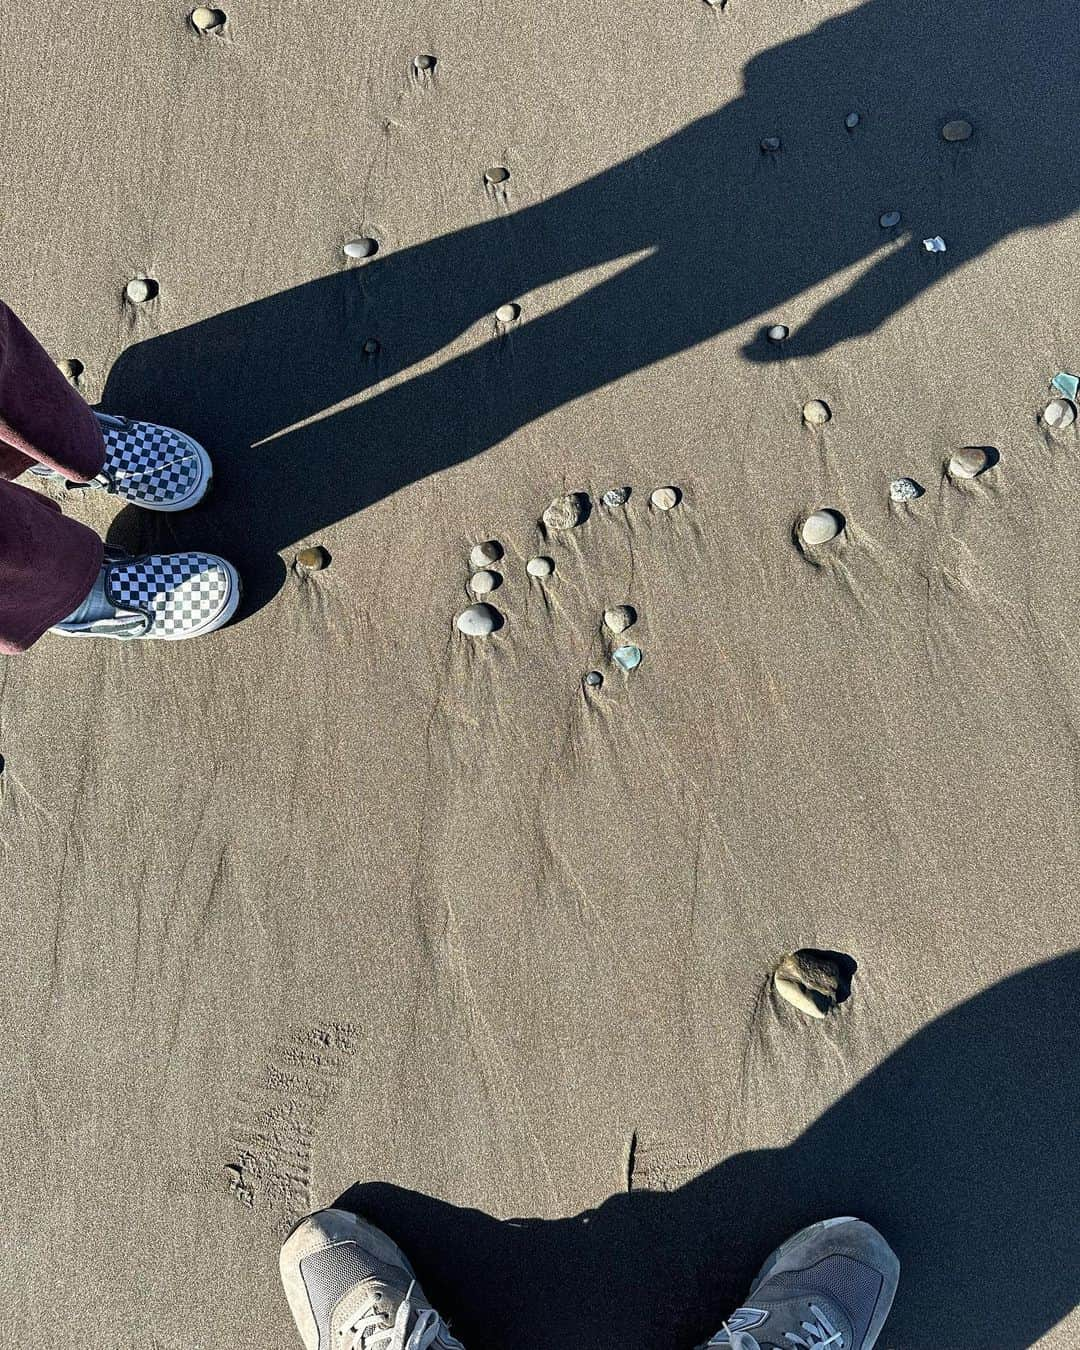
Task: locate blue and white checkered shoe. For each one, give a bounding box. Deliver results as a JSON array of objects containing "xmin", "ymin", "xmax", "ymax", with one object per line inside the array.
[
  {"xmin": 32, "ymin": 411, "xmax": 211, "ymax": 511},
  {"xmin": 52, "ymin": 547, "xmax": 241, "ymax": 640}
]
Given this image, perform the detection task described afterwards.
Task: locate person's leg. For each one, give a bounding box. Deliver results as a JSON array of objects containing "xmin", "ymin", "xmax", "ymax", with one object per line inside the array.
[
  {"xmin": 699, "ymin": 1217, "xmax": 898, "ymax": 1350},
  {"xmin": 279, "ymin": 1207, "xmax": 465, "ymax": 1349}
]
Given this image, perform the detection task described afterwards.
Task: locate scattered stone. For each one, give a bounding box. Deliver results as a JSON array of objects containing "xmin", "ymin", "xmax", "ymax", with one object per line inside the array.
[
  {"xmin": 602, "ymin": 487, "xmax": 630, "ymax": 507},
  {"xmin": 760, "ymin": 136, "xmax": 782, "ymax": 152},
  {"xmin": 362, "ymin": 338, "xmax": 380, "ymax": 355},
  {"xmin": 456, "ymin": 603, "xmax": 501, "ymax": 637},
  {"xmin": 296, "ymin": 545, "xmax": 331, "ymax": 571},
  {"xmin": 845, "ymin": 111, "xmax": 860, "ymax": 130},
  {"xmin": 1044, "ymin": 398, "xmax": 1077, "ymax": 430},
  {"xmin": 484, "ymin": 166, "xmax": 510, "ymax": 185},
  {"xmin": 941, "ymin": 118, "xmax": 973, "ymax": 142},
  {"xmin": 125, "ymin": 277, "xmax": 158, "ymax": 304},
  {"xmin": 650, "ymin": 486, "xmax": 681, "ymax": 511},
  {"xmin": 469, "ymin": 540, "xmax": 503, "ymax": 568},
  {"xmin": 224, "ymin": 1163, "xmax": 244, "ymax": 1187},
  {"xmin": 191, "ymin": 6, "xmax": 226, "ymax": 30},
  {"xmin": 584, "ymin": 670, "xmax": 604, "ymax": 688},
  {"xmin": 468, "ymin": 569, "xmax": 500, "ymax": 595},
  {"xmin": 57, "ymin": 358, "xmax": 84, "ymax": 384},
  {"xmin": 773, "ymin": 950, "xmax": 848, "ymax": 1019},
  {"xmin": 604, "ymin": 605, "xmax": 637, "ymax": 634},
  {"xmin": 923, "ymin": 235, "xmax": 947, "ymax": 253},
  {"xmin": 1052, "ymin": 371, "xmax": 1080, "ymax": 400},
  {"xmin": 879, "ymin": 210, "xmax": 901, "ymax": 229},
  {"xmin": 889, "ymin": 477, "xmax": 924, "ymax": 503},
  {"xmin": 495, "ymin": 302, "xmax": 521, "ymax": 323},
  {"xmin": 526, "ymin": 555, "xmax": 554, "ymax": 578},
  {"xmin": 542, "ymin": 491, "xmax": 589, "ymax": 531},
  {"xmin": 802, "ymin": 399, "xmax": 831, "ymax": 426},
  {"xmin": 414, "ymin": 53, "xmax": 437, "ymax": 71},
  {"xmin": 767, "ymin": 323, "xmax": 789, "ymax": 343},
  {"xmin": 948, "ymin": 446, "xmax": 992, "ymax": 480},
  {"xmin": 612, "ymin": 645, "xmax": 643, "ymax": 672},
  {"xmin": 344, "ymin": 237, "xmax": 378, "ymax": 260},
  {"xmin": 800, "ymin": 509, "xmax": 845, "ymax": 546}
]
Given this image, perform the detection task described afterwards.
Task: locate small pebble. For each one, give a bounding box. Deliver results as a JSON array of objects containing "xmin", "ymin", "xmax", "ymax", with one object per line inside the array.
[
  {"xmin": 604, "ymin": 605, "xmax": 637, "ymax": 634},
  {"xmin": 941, "ymin": 118, "xmax": 973, "ymax": 142},
  {"xmin": 456, "ymin": 603, "xmax": 501, "ymax": 637},
  {"xmin": 612, "ymin": 645, "xmax": 642, "ymax": 672},
  {"xmin": 414, "ymin": 53, "xmax": 437, "ymax": 71},
  {"xmin": 125, "ymin": 277, "xmax": 158, "ymax": 304},
  {"xmin": 879, "ymin": 210, "xmax": 902, "ymax": 229},
  {"xmin": 602, "ymin": 487, "xmax": 630, "ymax": 507},
  {"xmin": 191, "ymin": 7, "xmax": 226, "ymax": 30},
  {"xmin": 802, "ymin": 399, "xmax": 831, "ymax": 426},
  {"xmin": 948, "ymin": 446, "xmax": 992, "ymax": 480},
  {"xmin": 526, "ymin": 555, "xmax": 554, "ymax": 578},
  {"xmin": 889, "ymin": 477, "xmax": 923, "ymax": 503},
  {"xmin": 922, "ymin": 235, "xmax": 947, "ymax": 253},
  {"xmin": 773, "ymin": 951, "xmax": 845, "ymax": 1020},
  {"xmin": 296, "ymin": 545, "xmax": 331, "ymax": 571},
  {"xmin": 1044, "ymin": 398, "xmax": 1077, "ymax": 430},
  {"xmin": 469, "ymin": 540, "xmax": 502, "ymax": 568},
  {"xmin": 542, "ymin": 492, "xmax": 589, "ymax": 531},
  {"xmin": 57, "ymin": 358, "xmax": 84, "ymax": 383},
  {"xmin": 844, "ymin": 111, "xmax": 860, "ymax": 130},
  {"xmin": 344, "ymin": 237, "xmax": 378, "ymax": 260},
  {"xmin": 1051, "ymin": 371, "xmax": 1080, "ymax": 400},
  {"xmin": 767, "ymin": 324, "xmax": 789, "ymax": 343},
  {"xmin": 801, "ymin": 509, "xmax": 845, "ymax": 546},
  {"xmin": 650, "ymin": 486, "xmax": 681, "ymax": 511},
  {"xmin": 224, "ymin": 1163, "xmax": 244, "ymax": 1186},
  {"xmin": 362, "ymin": 338, "xmax": 380, "ymax": 355},
  {"xmin": 468, "ymin": 569, "xmax": 500, "ymax": 595},
  {"xmin": 584, "ymin": 670, "xmax": 603, "ymax": 688},
  {"xmin": 484, "ymin": 166, "xmax": 510, "ymax": 185},
  {"xmin": 495, "ymin": 302, "xmax": 521, "ymax": 323},
  {"xmin": 760, "ymin": 136, "xmax": 781, "ymax": 152}
]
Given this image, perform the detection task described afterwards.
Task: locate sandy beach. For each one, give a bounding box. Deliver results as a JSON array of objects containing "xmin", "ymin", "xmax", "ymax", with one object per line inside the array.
[{"xmin": 1, "ymin": 2, "xmax": 1078, "ymax": 1345}]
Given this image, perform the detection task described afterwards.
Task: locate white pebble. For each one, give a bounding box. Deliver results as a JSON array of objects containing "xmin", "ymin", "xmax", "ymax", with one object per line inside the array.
[
  {"xmin": 650, "ymin": 486, "xmax": 680, "ymax": 511},
  {"xmin": 1044, "ymin": 398, "xmax": 1076, "ymax": 430},
  {"xmin": 845, "ymin": 111, "xmax": 860, "ymax": 130},
  {"xmin": 468, "ymin": 569, "xmax": 500, "ymax": 595},
  {"xmin": 469, "ymin": 540, "xmax": 502, "ymax": 568},
  {"xmin": 801, "ymin": 509, "xmax": 845, "ymax": 546},
  {"xmin": 125, "ymin": 278, "xmax": 153, "ymax": 304},
  {"xmin": 802, "ymin": 399, "xmax": 831, "ymax": 426},
  {"xmin": 767, "ymin": 324, "xmax": 789, "ymax": 342},
  {"xmin": 603, "ymin": 605, "xmax": 636, "ymax": 634},
  {"xmin": 343, "ymin": 237, "xmax": 379, "ymax": 259},
  {"xmin": 602, "ymin": 487, "xmax": 630, "ymax": 507},
  {"xmin": 526, "ymin": 556, "xmax": 554, "ymax": 578},
  {"xmin": 922, "ymin": 235, "xmax": 947, "ymax": 253},
  {"xmin": 495, "ymin": 302, "xmax": 521, "ymax": 323},
  {"xmin": 612, "ymin": 645, "xmax": 642, "ymax": 672},
  {"xmin": 456, "ymin": 603, "xmax": 500, "ymax": 637},
  {"xmin": 889, "ymin": 477, "xmax": 923, "ymax": 503}
]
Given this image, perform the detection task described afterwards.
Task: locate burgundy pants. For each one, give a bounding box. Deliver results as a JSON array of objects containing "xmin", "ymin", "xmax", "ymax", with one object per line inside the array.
[{"xmin": 0, "ymin": 302, "xmax": 106, "ymax": 653}]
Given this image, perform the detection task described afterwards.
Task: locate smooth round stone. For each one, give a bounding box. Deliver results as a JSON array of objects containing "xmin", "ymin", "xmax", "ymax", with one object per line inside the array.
[
  {"xmin": 484, "ymin": 166, "xmax": 510, "ymax": 185},
  {"xmin": 845, "ymin": 111, "xmax": 860, "ymax": 130},
  {"xmin": 879, "ymin": 210, "xmax": 902, "ymax": 228},
  {"xmin": 602, "ymin": 487, "xmax": 630, "ymax": 507},
  {"xmin": 543, "ymin": 492, "xmax": 589, "ymax": 531},
  {"xmin": 296, "ymin": 545, "xmax": 330, "ymax": 571},
  {"xmin": 941, "ymin": 118, "xmax": 973, "ymax": 142},
  {"xmin": 1044, "ymin": 398, "xmax": 1077, "ymax": 430},
  {"xmin": 191, "ymin": 6, "xmax": 226, "ymax": 29},
  {"xmin": 495, "ymin": 302, "xmax": 521, "ymax": 323},
  {"xmin": 468, "ymin": 569, "xmax": 500, "ymax": 595},
  {"xmin": 414, "ymin": 53, "xmax": 437, "ymax": 71},
  {"xmin": 57, "ymin": 358, "xmax": 84, "ymax": 383},
  {"xmin": 526, "ymin": 555, "xmax": 554, "ymax": 578},
  {"xmin": 612, "ymin": 644, "xmax": 642, "ymax": 672},
  {"xmin": 456, "ymin": 603, "xmax": 500, "ymax": 637},
  {"xmin": 125, "ymin": 277, "xmax": 157, "ymax": 304},
  {"xmin": 469, "ymin": 540, "xmax": 502, "ymax": 568},
  {"xmin": 801, "ymin": 509, "xmax": 844, "ymax": 546},
  {"xmin": 889, "ymin": 477, "xmax": 923, "ymax": 503},
  {"xmin": 760, "ymin": 136, "xmax": 781, "ymax": 152},
  {"xmin": 603, "ymin": 604, "xmax": 637, "ymax": 634},
  {"xmin": 948, "ymin": 446, "xmax": 991, "ymax": 479},
  {"xmin": 344, "ymin": 237, "xmax": 378, "ymax": 260},
  {"xmin": 362, "ymin": 338, "xmax": 380, "ymax": 355},
  {"xmin": 767, "ymin": 324, "xmax": 789, "ymax": 342},
  {"xmin": 583, "ymin": 670, "xmax": 603, "ymax": 688},
  {"xmin": 802, "ymin": 399, "xmax": 831, "ymax": 426},
  {"xmin": 650, "ymin": 485, "xmax": 680, "ymax": 510}
]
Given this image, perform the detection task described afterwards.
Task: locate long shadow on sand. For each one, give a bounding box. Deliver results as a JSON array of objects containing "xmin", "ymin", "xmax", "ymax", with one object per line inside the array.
[
  {"xmin": 102, "ymin": 0, "xmax": 1080, "ymax": 614},
  {"xmin": 334, "ymin": 952, "xmax": 1080, "ymax": 1350}
]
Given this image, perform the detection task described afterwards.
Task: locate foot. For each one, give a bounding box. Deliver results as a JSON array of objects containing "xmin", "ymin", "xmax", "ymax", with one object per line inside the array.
[
  {"xmin": 280, "ymin": 1207, "xmax": 465, "ymax": 1350},
  {"xmin": 701, "ymin": 1217, "xmax": 899, "ymax": 1350},
  {"xmin": 32, "ymin": 411, "xmax": 211, "ymax": 511},
  {"xmin": 51, "ymin": 547, "xmax": 240, "ymax": 640}
]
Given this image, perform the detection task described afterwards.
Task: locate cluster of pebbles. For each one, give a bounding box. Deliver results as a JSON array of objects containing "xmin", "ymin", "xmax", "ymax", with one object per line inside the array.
[{"xmin": 455, "ymin": 485, "xmax": 682, "ymax": 686}]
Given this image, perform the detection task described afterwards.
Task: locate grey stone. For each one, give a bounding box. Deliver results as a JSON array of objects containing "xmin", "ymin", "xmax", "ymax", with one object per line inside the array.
[
  {"xmin": 941, "ymin": 118, "xmax": 973, "ymax": 142},
  {"xmin": 760, "ymin": 136, "xmax": 781, "ymax": 152},
  {"xmin": 889, "ymin": 477, "xmax": 923, "ymax": 502},
  {"xmin": 602, "ymin": 487, "xmax": 630, "ymax": 507},
  {"xmin": 456, "ymin": 603, "xmax": 500, "ymax": 637},
  {"xmin": 296, "ymin": 546, "xmax": 330, "ymax": 571},
  {"xmin": 767, "ymin": 324, "xmax": 789, "ymax": 342},
  {"xmin": 612, "ymin": 645, "xmax": 643, "ymax": 671},
  {"xmin": 125, "ymin": 277, "xmax": 156, "ymax": 304},
  {"xmin": 801, "ymin": 509, "xmax": 844, "ymax": 546},
  {"xmin": 496, "ymin": 302, "xmax": 521, "ymax": 323},
  {"xmin": 603, "ymin": 605, "xmax": 637, "ymax": 634},
  {"xmin": 773, "ymin": 950, "xmax": 845, "ymax": 1019},
  {"xmin": 469, "ymin": 540, "xmax": 503, "ymax": 568},
  {"xmin": 191, "ymin": 7, "xmax": 226, "ymax": 31},
  {"xmin": 948, "ymin": 446, "xmax": 991, "ymax": 480},
  {"xmin": 542, "ymin": 492, "xmax": 589, "ymax": 531},
  {"xmin": 344, "ymin": 237, "xmax": 378, "ymax": 260},
  {"xmin": 584, "ymin": 670, "xmax": 603, "ymax": 687},
  {"xmin": 650, "ymin": 485, "xmax": 681, "ymax": 510},
  {"xmin": 879, "ymin": 210, "xmax": 902, "ymax": 228},
  {"xmin": 414, "ymin": 53, "xmax": 437, "ymax": 71},
  {"xmin": 362, "ymin": 338, "xmax": 380, "ymax": 355},
  {"xmin": 468, "ymin": 569, "xmax": 500, "ymax": 595},
  {"xmin": 802, "ymin": 399, "xmax": 831, "ymax": 426},
  {"xmin": 484, "ymin": 166, "xmax": 510, "ymax": 184},
  {"xmin": 845, "ymin": 111, "xmax": 860, "ymax": 129},
  {"xmin": 526, "ymin": 555, "xmax": 554, "ymax": 578},
  {"xmin": 1044, "ymin": 398, "xmax": 1077, "ymax": 430}
]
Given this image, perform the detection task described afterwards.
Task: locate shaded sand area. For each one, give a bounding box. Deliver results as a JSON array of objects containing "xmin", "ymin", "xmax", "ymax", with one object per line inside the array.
[{"xmin": 2, "ymin": 2, "xmax": 1079, "ymax": 1345}]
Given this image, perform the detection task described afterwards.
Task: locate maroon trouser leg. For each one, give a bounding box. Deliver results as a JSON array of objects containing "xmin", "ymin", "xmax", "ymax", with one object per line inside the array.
[{"xmin": 0, "ymin": 301, "xmax": 106, "ymax": 654}]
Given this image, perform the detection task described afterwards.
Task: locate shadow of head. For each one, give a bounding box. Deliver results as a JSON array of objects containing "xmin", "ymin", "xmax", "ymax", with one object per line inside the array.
[{"xmin": 333, "ymin": 951, "xmax": 1080, "ymax": 1350}]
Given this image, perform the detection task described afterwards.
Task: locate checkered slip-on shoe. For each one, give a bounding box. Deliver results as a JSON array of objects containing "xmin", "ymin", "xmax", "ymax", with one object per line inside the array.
[
  {"xmin": 52, "ymin": 548, "xmax": 241, "ymax": 640},
  {"xmin": 31, "ymin": 411, "xmax": 211, "ymax": 511}
]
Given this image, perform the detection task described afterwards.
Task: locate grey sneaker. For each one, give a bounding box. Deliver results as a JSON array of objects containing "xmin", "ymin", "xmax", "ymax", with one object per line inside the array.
[
  {"xmin": 31, "ymin": 411, "xmax": 211, "ymax": 510},
  {"xmin": 280, "ymin": 1207, "xmax": 466, "ymax": 1350},
  {"xmin": 701, "ymin": 1217, "xmax": 899, "ymax": 1350},
  {"xmin": 51, "ymin": 547, "xmax": 241, "ymax": 640}
]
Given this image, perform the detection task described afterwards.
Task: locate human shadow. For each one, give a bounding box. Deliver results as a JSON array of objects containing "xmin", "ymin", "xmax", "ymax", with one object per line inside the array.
[
  {"xmin": 334, "ymin": 951, "xmax": 1080, "ymax": 1350},
  {"xmin": 102, "ymin": 0, "xmax": 1080, "ymax": 613}
]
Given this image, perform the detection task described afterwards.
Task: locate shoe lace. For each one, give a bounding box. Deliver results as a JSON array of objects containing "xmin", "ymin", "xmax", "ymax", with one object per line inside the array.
[
  {"xmin": 342, "ymin": 1281, "xmax": 452, "ymax": 1350},
  {"xmin": 781, "ymin": 1304, "xmax": 843, "ymax": 1348}
]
